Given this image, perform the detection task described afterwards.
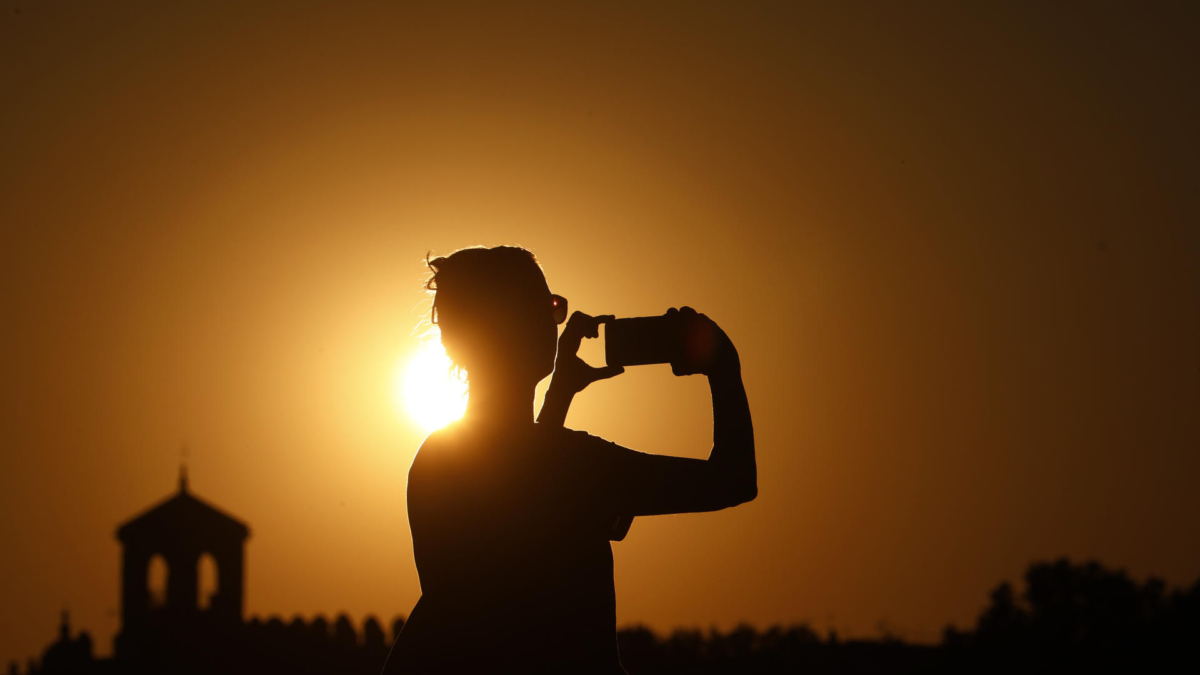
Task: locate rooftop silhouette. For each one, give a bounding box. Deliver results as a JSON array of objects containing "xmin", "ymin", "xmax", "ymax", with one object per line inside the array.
[{"xmin": 12, "ymin": 470, "xmax": 1200, "ymax": 674}]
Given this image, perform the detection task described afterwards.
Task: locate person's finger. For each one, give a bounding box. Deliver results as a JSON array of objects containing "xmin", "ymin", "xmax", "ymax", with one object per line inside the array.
[
  {"xmin": 564, "ymin": 310, "xmax": 592, "ymax": 336},
  {"xmin": 671, "ymin": 362, "xmax": 697, "ymax": 377},
  {"xmin": 588, "ymin": 365, "xmax": 625, "ymax": 382},
  {"xmin": 583, "ymin": 314, "xmax": 615, "ymax": 340},
  {"xmin": 592, "ymin": 314, "xmax": 610, "ymax": 335},
  {"xmin": 561, "ymin": 311, "xmax": 593, "ymax": 351}
]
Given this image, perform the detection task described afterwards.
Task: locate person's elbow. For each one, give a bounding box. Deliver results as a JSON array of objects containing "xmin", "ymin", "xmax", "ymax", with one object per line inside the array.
[
  {"xmin": 703, "ymin": 460, "xmax": 757, "ymax": 509},
  {"xmin": 729, "ymin": 479, "xmax": 757, "ymax": 506},
  {"xmin": 715, "ymin": 473, "xmax": 756, "ymax": 508}
]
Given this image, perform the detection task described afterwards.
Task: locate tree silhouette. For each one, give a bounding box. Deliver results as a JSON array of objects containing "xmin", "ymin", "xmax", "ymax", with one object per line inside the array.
[{"xmin": 16, "ymin": 558, "xmax": 1200, "ymax": 674}]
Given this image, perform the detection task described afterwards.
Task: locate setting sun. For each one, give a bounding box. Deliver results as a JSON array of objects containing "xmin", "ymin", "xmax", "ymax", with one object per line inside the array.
[{"xmin": 398, "ymin": 341, "xmax": 469, "ymax": 432}]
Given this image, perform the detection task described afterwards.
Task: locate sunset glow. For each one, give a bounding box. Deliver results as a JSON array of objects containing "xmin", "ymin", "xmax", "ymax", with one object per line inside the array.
[
  {"xmin": 5, "ymin": 2, "xmax": 1200, "ymax": 666},
  {"xmin": 399, "ymin": 341, "xmax": 468, "ymax": 432}
]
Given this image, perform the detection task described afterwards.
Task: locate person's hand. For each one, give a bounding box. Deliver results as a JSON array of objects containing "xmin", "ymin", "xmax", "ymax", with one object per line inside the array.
[
  {"xmin": 667, "ymin": 306, "xmax": 740, "ymax": 377},
  {"xmin": 548, "ymin": 311, "xmax": 625, "ymax": 397}
]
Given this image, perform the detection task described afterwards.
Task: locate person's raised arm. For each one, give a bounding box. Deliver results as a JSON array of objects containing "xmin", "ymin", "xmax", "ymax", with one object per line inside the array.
[
  {"xmin": 700, "ymin": 325, "xmax": 757, "ymax": 505},
  {"xmin": 595, "ymin": 307, "xmax": 757, "ymax": 516},
  {"xmin": 538, "ymin": 310, "xmax": 635, "ymax": 540}
]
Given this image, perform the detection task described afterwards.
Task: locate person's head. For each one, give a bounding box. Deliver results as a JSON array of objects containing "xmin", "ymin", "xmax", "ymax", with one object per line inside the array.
[{"xmin": 425, "ymin": 246, "xmax": 564, "ymax": 387}]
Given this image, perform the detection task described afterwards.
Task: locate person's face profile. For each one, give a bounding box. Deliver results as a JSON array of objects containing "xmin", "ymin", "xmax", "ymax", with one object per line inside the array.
[{"xmin": 475, "ymin": 276, "xmax": 559, "ymax": 384}]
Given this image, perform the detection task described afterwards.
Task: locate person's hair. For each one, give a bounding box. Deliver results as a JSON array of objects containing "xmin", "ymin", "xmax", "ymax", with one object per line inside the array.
[{"xmin": 423, "ymin": 245, "xmax": 546, "ymax": 374}]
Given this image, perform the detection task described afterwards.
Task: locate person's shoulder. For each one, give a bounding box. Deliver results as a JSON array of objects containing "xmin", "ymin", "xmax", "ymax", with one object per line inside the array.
[
  {"xmin": 536, "ymin": 423, "xmax": 594, "ymax": 442},
  {"xmin": 543, "ymin": 426, "xmax": 645, "ymax": 476},
  {"xmin": 537, "ymin": 425, "xmax": 623, "ymax": 453},
  {"xmin": 410, "ymin": 422, "xmax": 469, "ymax": 475}
]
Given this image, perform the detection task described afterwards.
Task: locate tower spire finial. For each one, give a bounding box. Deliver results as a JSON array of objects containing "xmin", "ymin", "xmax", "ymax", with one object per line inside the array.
[{"xmin": 179, "ymin": 442, "xmax": 190, "ymax": 493}]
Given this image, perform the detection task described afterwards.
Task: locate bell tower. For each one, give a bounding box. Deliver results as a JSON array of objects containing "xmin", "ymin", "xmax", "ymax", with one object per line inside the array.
[{"xmin": 114, "ymin": 467, "xmax": 250, "ymax": 658}]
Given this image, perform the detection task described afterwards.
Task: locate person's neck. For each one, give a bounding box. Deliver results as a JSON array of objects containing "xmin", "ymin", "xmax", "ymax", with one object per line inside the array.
[{"xmin": 463, "ymin": 375, "xmax": 537, "ymax": 430}]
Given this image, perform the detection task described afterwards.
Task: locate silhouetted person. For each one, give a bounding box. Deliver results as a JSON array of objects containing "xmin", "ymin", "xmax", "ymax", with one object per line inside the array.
[{"xmin": 382, "ymin": 246, "xmax": 756, "ymax": 674}]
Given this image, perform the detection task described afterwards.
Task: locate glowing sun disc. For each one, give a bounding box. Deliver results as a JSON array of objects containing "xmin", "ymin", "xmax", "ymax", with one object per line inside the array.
[{"xmin": 397, "ymin": 342, "xmax": 468, "ymax": 432}]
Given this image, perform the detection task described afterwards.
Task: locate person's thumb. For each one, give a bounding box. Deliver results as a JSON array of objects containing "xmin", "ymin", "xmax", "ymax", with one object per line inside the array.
[{"xmin": 591, "ymin": 365, "xmax": 625, "ymax": 382}]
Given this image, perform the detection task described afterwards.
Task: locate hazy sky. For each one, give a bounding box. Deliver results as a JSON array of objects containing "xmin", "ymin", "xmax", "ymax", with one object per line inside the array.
[{"xmin": 2, "ymin": 0, "xmax": 1198, "ymax": 665}]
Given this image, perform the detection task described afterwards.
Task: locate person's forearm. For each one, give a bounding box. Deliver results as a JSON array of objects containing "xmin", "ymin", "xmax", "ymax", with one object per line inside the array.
[{"xmin": 707, "ymin": 363, "xmax": 756, "ymax": 502}]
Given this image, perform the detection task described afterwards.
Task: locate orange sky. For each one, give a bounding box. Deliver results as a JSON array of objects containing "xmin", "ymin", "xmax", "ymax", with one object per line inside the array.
[{"xmin": 2, "ymin": 0, "xmax": 1198, "ymax": 665}]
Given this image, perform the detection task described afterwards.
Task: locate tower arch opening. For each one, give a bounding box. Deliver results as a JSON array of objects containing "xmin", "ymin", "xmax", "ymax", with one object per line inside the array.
[
  {"xmin": 198, "ymin": 552, "xmax": 219, "ymax": 610},
  {"xmin": 147, "ymin": 554, "xmax": 168, "ymax": 609}
]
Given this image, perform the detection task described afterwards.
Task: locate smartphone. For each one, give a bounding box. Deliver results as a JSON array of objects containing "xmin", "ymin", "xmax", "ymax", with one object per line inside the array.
[{"xmin": 604, "ymin": 315, "xmax": 682, "ymax": 367}]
